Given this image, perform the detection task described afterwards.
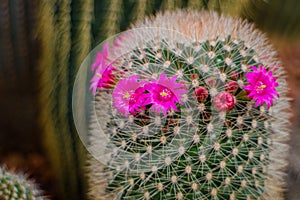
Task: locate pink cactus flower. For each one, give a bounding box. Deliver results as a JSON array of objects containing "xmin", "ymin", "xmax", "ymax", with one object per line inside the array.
[
  {"xmin": 90, "ymin": 43, "xmax": 116, "ymax": 94},
  {"xmin": 243, "ymin": 66, "xmax": 279, "ymax": 108},
  {"xmin": 91, "ymin": 44, "xmax": 109, "ymax": 71},
  {"xmin": 213, "ymin": 91, "xmax": 236, "ymax": 111},
  {"xmin": 112, "ymin": 75, "xmax": 147, "ymax": 116},
  {"xmin": 145, "ymin": 73, "xmax": 187, "ymax": 116},
  {"xmin": 128, "ymin": 86, "xmax": 149, "ymax": 115},
  {"xmin": 194, "ymin": 86, "xmax": 209, "ymax": 101},
  {"xmin": 90, "ymin": 65, "xmax": 116, "ymax": 94}
]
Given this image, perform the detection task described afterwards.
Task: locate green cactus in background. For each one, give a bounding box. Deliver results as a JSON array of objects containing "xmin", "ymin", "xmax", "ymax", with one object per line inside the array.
[
  {"xmin": 0, "ymin": 167, "xmax": 46, "ymax": 200},
  {"xmin": 242, "ymin": 0, "xmax": 300, "ymax": 40},
  {"xmin": 0, "ymin": 0, "xmax": 39, "ymax": 83},
  {"xmin": 84, "ymin": 10, "xmax": 290, "ymax": 200}
]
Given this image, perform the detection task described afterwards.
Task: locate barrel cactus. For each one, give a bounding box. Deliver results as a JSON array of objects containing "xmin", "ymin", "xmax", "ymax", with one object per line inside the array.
[
  {"xmin": 73, "ymin": 10, "xmax": 291, "ymax": 200},
  {"xmin": 0, "ymin": 167, "xmax": 46, "ymax": 200},
  {"xmin": 37, "ymin": 1, "xmax": 270, "ymax": 199}
]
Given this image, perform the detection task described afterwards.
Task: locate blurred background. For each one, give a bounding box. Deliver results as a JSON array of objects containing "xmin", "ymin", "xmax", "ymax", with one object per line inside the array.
[{"xmin": 0, "ymin": 0, "xmax": 300, "ymax": 199}]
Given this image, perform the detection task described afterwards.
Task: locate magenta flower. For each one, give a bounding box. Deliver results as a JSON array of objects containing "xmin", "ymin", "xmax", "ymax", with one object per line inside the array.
[
  {"xmin": 213, "ymin": 91, "xmax": 236, "ymax": 111},
  {"xmin": 144, "ymin": 73, "xmax": 187, "ymax": 115},
  {"xmin": 243, "ymin": 66, "xmax": 279, "ymax": 108},
  {"xmin": 91, "ymin": 44, "xmax": 109, "ymax": 71},
  {"xmin": 128, "ymin": 86, "xmax": 149, "ymax": 115},
  {"xmin": 90, "ymin": 43, "xmax": 116, "ymax": 94},
  {"xmin": 112, "ymin": 75, "xmax": 147, "ymax": 116},
  {"xmin": 90, "ymin": 65, "xmax": 116, "ymax": 94}
]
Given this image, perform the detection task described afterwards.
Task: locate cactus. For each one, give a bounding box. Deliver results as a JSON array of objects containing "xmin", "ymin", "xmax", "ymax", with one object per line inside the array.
[
  {"xmin": 82, "ymin": 10, "xmax": 291, "ymax": 200},
  {"xmin": 242, "ymin": 0, "xmax": 300, "ymax": 40},
  {"xmin": 0, "ymin": 167, "xmax": 46, "ymax": 200},
  {"xmin": 37, "ymin": 1, "xmax": 259, "ymax": 199}
]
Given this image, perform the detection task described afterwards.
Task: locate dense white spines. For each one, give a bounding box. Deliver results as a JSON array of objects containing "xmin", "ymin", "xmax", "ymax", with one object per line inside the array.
[{"xmin": 87, "ymin": 10, "xmax": 290, "ymax": 200}]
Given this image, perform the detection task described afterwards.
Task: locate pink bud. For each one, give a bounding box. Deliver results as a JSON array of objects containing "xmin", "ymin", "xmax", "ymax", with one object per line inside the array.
[
  {"xmin": 205, "ymin": 77, "xmax": 216, "ymax": 87},
  {"xmin": 230, "ymin": 71, "xmax": 239, "ymax": 80},
  {"xmin": 213, "ymin": 91, "xmax": 236, "ymax": 111},
  {"xmin": 190, "ymin": 73, "xmax": 199, "ymax": 80},
  {"xmin": 194, "ymin": 86, "xmax": 209, "ymax": 101},
  {"xmin": 225, "ymin": 81, "xmax": 238, "ymax": 94}
]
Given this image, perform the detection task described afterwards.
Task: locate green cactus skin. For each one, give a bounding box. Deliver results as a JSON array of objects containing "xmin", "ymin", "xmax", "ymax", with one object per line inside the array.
[
  {"xmin": 86, "ymin": 10, "xmax": 290, "ymax": 200},
  {"xmin": 0, "ymin": 167, "xmax": 47, "ymax": 200}
]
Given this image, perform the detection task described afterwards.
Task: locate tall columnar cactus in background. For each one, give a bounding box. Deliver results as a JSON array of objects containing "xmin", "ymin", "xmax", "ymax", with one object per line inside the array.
[
  {"xmin": 38, "ymin": 1, "xmax": 257, "ymax": 199},
  {"xmin": 83, "ymin": 10, "xmax": 291, "ymax": 200},
  {"xmin": 244, "ymin": 0, "xmax": 300, "ymax": 40},
  {"xmin": 0, "ymin": 167, "xmax": 46, "ymax": 200}
]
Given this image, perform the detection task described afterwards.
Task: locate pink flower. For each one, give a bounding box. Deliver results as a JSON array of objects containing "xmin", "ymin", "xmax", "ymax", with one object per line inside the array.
[
  {"xmin": 112, "ymin": 75, "xmax": 147, "ymax": 116},
  {"xmin": 91, "ymin": 44, "xmax": 109, "ymax": 71},
  {"xmin": 194, "ymin": 86, "xmax": 209, "ymax": 101},
  {"xmin": 128, "ymin": 86, "xmax": 149, "ymax": 115},
  {"xmin": 90, "ymin": 65, "xmax": 116, "ymax": 94},
  {"xmin": 243, "ymin": 66, "xmax": 279, "ymax": 108},
  {"xmin": 144, "ymin": 73, "xmax": 187, "ymax": 115},
  {"xmin": 90, "ymin": 43, "xmax": 116, "ymax": 94},
  {"xmin": 213, "ymin": 91, "xmax": 236, "ymax": 111}
]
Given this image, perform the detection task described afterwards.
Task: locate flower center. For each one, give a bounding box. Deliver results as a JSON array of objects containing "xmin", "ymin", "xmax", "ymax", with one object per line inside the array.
[
  {"xmin": 123, "ymin": 91, "xmax": 130, "ymax": 99},
  {"xmin": 258, "ymin": 84, "xmax": 266, "ymax": 90},
  {"xmin": 255, "ymin": 81, "xmax": 267, "ymax": 94},
  {"xmin": 159, "ymin": 88, "xmax": 173, "ymax": 101},
  {"xmin": 96, "ymin": 73, "xmax": 102, "ymax": 78},
  {"xmin": 160, "ymin": 91, "xmax": 168, "ymax": 97}
]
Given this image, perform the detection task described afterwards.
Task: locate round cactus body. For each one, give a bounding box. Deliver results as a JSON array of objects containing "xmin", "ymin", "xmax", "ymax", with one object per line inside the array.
[
  {"xmin": 76, "ymin": 10, "xmax": 291, "ymax": 200},
  {"xmin": 0, "ymin": 167, "xmax": 46, "ymax": 200}
]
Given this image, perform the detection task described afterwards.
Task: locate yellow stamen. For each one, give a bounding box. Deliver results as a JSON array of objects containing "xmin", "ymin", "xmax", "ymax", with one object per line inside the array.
[
  {"xmin": 96, "ymin": 73, "xmax": 102, "ymax": 78},
  {"xmin": 160, "ymin": 91, "xmax": 168, "ymax": 97},
  {"xmin": 258, "ymin": 84, "xmax": 266, "ymax": 90},
  {"xmin": 123, "ymin": 91, "xmax": 130, "ymax": 99}
]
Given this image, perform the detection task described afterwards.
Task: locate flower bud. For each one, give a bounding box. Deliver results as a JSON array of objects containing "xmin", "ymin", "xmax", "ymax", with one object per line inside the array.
[
  {"xmin": 194, "ymin": 86, "xmax": 209, "ymax": 101},
  {"xmin": 213, "ymin": 91, "xmax": 236, "ymax": 111},
  {"xmin": 225, "ymin": 81, "xmax": 238, "ymax": 94}
]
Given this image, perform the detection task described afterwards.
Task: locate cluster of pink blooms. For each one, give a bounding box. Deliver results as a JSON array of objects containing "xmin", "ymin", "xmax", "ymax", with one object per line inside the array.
[
  {"xmin": 90, "ymin": 44, "xmax": 116, "ymax": 94},
  {"xmin": 90, "ymin": 44, "xmax": 279, "ymax": 116},
  {"xmin": 112, "ymin": 73, "xmax": 187, "ymax": 116},
  {"xmin": 193, "ymin": 65, "xmax": 279, "ymax": 111}
]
